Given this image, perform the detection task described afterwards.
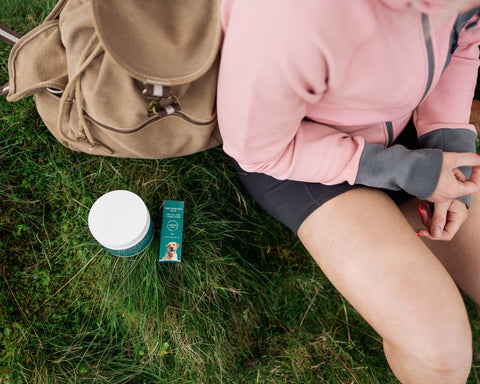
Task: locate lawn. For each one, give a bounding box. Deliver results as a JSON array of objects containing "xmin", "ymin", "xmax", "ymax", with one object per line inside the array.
[{"xmin": 1, "ymin": 1, "xmax": 479, "ymax": 383}]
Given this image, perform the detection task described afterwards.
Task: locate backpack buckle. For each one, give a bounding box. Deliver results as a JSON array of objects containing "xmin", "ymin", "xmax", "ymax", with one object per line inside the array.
[{"xmin": 142, "ymin": 85, "xmax": 181, "ymax": 116}]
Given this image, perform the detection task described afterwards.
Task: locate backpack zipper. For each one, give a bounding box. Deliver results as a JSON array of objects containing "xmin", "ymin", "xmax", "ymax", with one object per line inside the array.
[{"xmin": 84, "ymin": 110, "xmax": 216, "ymax": 134}]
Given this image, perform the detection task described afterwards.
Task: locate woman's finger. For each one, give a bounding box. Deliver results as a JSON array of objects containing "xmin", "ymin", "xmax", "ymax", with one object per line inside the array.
[
  {"xmin": 440, "ymin": 212, "xmax": 466, "ymax": 241},
  {"xmin": 453, "ymin": 167, "xmax": 467, "ymax": 182},
  {"xmin": 416, "ymin": 200, "xmax": 468, "ymax": 241},
  {"xmin": 446, "ymin": 152, "xmax": 480, "ymax": 169},
  {"xmin": 428, "ymin": 153, "xmax": 480, "ymax": 202},
  {"xmin": 417, "ymin": 203, "xmax": 431, "ymax": 228},
  {"xmin": 417, "ymin": 201, "xmax": 449, "ymax": 239},
  {"xmin": 429, "ymin": 201, "xmax": 450, "ymax": 238}
]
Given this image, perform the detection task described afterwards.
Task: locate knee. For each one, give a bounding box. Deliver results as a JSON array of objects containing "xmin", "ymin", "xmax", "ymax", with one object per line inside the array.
[
  {"xmin": 421, "ymin": 325, "xmax": 472, "ymax": 381},
  {"xmin": 386, "ymin": 315, "xmax": 472, "ymax": 383}
]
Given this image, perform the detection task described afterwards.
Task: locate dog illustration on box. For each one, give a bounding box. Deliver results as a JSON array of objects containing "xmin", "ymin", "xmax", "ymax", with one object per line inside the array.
[{"xmin": 162, "ymin": 242, "xmax": 179, "ymax": 261}]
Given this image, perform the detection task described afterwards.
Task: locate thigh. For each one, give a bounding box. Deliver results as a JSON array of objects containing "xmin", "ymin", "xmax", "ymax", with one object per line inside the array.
[
  {"xmin": 297, "ymin": 188, "xmax": 470, "ymax": 352},
  {"xmin": 400, "ymin": 192, "xmax": 480, "ymax": 308}
]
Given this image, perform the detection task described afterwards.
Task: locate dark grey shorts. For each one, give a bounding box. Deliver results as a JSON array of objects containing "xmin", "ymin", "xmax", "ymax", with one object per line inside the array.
[{"xmin": 233, "ymin": 122, "xmax": 419, "ymax": 234}]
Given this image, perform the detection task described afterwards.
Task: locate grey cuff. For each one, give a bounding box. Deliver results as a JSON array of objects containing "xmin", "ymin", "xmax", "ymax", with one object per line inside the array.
[
  {"xmin": 355, "ymin": 142, "xmax": 443, "ymax": 199},
  {"xmin": 419, "ymin": 128, "xmax": 477, "ymax": 208}
]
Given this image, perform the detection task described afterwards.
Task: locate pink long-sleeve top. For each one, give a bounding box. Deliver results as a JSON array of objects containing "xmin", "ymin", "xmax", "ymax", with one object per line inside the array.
[{"xmin": 217, "ymin": 0, "xmax": 480, "ymax": 201}]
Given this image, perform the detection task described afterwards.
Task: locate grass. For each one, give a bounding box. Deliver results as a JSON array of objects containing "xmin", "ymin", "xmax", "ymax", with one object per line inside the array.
[{"xmin": 0, "ymin": 1, "xmax": 479, "ymax": 383}]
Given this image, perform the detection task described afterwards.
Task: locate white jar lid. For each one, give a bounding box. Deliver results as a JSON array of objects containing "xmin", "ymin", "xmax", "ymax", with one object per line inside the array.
[{"xmin": 88, "ymin": 190, "xmax": 151, "ymax": 250}]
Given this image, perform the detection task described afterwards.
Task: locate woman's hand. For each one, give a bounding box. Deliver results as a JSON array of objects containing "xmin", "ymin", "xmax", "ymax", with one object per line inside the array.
[
  {"xmin": 418, "ymin": 152, "xmax": 480, "ymax": 240},
  {"xmin": 427, "ymin": 152, "xmax": 480, "ymax": 203},
  {"xmin": 417, "ymin": 199, "xmax": 468, "ymax": 240}
]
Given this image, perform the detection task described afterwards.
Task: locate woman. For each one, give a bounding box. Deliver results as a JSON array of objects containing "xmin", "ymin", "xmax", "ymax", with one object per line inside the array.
[{"xmin": 217, "ymin": 0, "xmax": 480, "ymax": 383}]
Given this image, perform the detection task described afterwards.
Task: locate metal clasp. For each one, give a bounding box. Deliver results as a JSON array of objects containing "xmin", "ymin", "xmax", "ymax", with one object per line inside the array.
[{"xmin": 142, "ymin": 85, "xmax": 181, "ymax": 116}]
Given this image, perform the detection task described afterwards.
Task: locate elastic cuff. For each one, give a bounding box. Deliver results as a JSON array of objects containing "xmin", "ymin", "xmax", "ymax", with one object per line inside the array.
[{"xmin": 355, "ymin": 142, "xmax": 443, "ymax": 199}]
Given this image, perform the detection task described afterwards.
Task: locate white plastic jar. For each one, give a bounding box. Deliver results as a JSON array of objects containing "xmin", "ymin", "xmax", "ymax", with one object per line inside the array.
[{"xmin": 88, "ymin": 190, "xmax": 154, "ymax": 257}]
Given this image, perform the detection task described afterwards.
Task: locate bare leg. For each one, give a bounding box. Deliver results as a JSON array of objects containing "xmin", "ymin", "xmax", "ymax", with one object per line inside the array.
[
  {"xmin": 297, "ymin": 188, "xmax": 472, "ymax": 384},
  {"xmin": 400, "ymin": 192, "xmax": 480, "ymax": 309}
]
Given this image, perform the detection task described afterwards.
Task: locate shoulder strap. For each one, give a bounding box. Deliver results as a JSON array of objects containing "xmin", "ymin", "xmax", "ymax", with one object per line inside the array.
[
  {"xmin": 0, "ymin": 24, "xmax": 21, "ymax": 96},
  {"xmin": 0, "ymin": 23, "xmax": 21, "ymax": 46},
  {"xmin": 0, "ymin": 83, "xmax": 10, "ymax": 97},
  {"xmin": 0, "ymin": 0, "xmax": 70, "ymax": 97}
]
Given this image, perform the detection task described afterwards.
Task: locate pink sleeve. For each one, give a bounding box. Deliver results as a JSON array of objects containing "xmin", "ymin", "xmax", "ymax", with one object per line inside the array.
[{"xmin": 217, "ymin": 0, "xmax": 365, "ymax": 184}]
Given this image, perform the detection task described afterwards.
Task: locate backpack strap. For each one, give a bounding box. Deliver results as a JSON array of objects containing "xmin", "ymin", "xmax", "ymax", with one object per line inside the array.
[
  {"xmin": 0, "ymin": 23, "xmax": 21, "ymax": 97},
  {"xmin": 0, "ymin": 83, "xmax": 9, "ymax": 97},
  {"xmin": 0, "ymin": 23, "xmax": 21, "ymax": 46}
]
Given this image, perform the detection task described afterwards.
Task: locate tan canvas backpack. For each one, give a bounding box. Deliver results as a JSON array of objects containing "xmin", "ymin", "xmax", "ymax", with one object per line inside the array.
[{"xmin": 1, "ymin": 0, "xmax": 222, "ymax": 159}]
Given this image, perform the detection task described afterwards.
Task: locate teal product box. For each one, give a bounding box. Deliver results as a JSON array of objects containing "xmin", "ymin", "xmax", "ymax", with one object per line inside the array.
[{"xmin": 159, "ymin": 200, "xmax": 184, "ymax": 263}]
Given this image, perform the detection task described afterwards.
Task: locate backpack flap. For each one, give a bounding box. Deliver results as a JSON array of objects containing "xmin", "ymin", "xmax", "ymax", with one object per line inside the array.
[
  {"xmin": 90, "ymin": 0, "xmax": 222, "ymax": 86},
  {"xmin": 7, "ymin": 20, "xmax": 67, "ymax": 102}
]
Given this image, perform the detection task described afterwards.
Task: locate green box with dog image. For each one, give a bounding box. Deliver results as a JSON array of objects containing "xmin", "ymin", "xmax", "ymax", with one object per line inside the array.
[{"xmin": 159, "ymin": 200, "xmax": 184, "ymax": 263}]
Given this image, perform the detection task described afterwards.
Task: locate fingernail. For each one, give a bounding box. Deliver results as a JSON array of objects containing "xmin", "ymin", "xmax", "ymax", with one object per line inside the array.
[
  {"xmin": 417, "ymin": 205, "xmax": 424, "ymax": 218},
  {"xmin": 417, "ymin": 232, "xmax": 425, "ymax": 237},
  {"xmin": 432, "ymin": 227, "xmax": 442, "ymax": 237}
]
